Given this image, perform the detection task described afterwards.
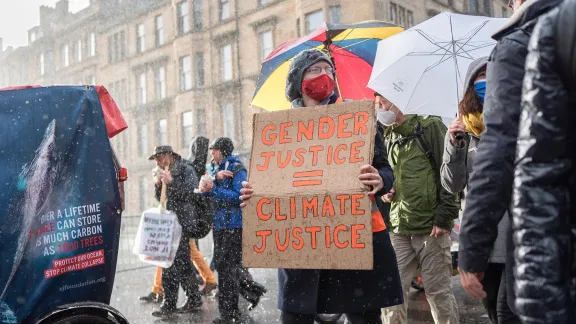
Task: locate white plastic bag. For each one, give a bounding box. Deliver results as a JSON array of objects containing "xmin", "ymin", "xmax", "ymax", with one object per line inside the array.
[
  {"xmin": 133, "ymin": 169, "xmax": 181, "ymax": 268},
  {"xmin": 133, "ymin": 206, "xmax": 182, "ymax": 268}
]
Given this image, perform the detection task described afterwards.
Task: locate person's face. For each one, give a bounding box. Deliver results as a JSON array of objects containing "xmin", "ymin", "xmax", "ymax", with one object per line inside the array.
[
  {"xmin": 508, "ymin": 0, "xmax": 526, "ymax": 12},
  {"xmin": 375, "ymin": 95, "xmax": 395, "ymax": 112},
  {"xmin": 155, "ymin": 154, "xmax": 172, "ymax": 169},
  {"xmin": 302, "ymin": 61, "xmax": 334, "ymax": 81},
  {"xmin": 475, "ymin": 70, "xmax": 486, "ymax": 82},
  {"xmin": 210, "ymin": 148, "xmax": 223, "ymax": 163}
]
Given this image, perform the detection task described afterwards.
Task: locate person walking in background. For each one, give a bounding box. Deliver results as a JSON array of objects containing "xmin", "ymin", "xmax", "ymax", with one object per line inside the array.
[
  {"xmin": 148, "ymin": 146, "xmax": 203, "ymax": 318},
  {"xmin": 456, "ymin": 0, "xmax": 563, "ymax": 317},
  {"xmin": 239, "ymin": 49, "xmax": 403, "ymax": 324},
  {"xmin": 140, "ymin": 136, "xmax": 217, "ymax": 304},
  {"xmin": 440, "ymin": 57, "xmax": 519, "ymax": 324},
  {"xmin": 378, "ymin": 95, "xmax": 460, "ymax": 324},
  {"xmin": 200, "ymin": 137, "xmax": 266, "ymax": 324}
]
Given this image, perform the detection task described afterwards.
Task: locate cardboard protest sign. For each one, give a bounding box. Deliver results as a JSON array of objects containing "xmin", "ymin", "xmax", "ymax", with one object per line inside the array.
[{"xmin": 243, "ymin": 100, "xmax": 376, "ymax": 270}]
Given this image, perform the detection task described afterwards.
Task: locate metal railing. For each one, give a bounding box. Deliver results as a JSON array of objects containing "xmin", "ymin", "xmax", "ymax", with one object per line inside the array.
[{"xmin": 115, "ymin": 214, "xmax": 214, "ymax": 273}]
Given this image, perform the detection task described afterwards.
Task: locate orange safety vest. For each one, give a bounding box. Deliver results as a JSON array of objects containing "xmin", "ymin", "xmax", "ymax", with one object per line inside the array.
[{"xmin": 370, "ymin": 195, "xmax": 386, "ymax": 232}]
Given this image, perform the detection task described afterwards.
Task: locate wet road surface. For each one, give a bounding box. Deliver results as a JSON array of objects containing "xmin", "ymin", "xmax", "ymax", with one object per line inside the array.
[{"xmin": 110, "ymin": 267, "xmax": 490, "ymax": 324}]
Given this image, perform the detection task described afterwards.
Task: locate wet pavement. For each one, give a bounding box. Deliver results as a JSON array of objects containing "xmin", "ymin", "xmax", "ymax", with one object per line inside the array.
[{"xmin": 110, "ymin": 266, "xmax": 490, "ymax": 324}]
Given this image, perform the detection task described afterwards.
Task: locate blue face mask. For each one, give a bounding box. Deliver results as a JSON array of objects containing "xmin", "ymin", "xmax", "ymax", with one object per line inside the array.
[{"xmin": 474, "ymin": 80, "xmax": 486, "ymax": 104}]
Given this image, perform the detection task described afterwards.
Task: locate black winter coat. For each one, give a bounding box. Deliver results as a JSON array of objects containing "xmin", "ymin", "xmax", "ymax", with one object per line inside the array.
[
  {"xmin": 155, "ymin": 156, "xmax": 210, "ymax": 239},
  {"xmin": 513, "ymin": 1, "xmax": 576, "ymax": 323},
  {"xmin": 277, "ymin": 125, "xmax": 403, "ymax": 314},
  {"xmin": 458, "ymin": 0, "xmax": 563, "ymax": 313}
]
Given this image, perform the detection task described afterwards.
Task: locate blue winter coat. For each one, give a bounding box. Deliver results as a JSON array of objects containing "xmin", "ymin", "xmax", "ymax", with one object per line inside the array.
[{"xmin": 206, "ymin": 155, "xmax": 246, "ymax": 231}]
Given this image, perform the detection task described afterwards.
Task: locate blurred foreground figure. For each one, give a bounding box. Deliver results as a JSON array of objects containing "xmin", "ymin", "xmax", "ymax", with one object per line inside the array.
[{"xmin": 513, "ymin": 0, "xmax": 576, "ymax": 323}]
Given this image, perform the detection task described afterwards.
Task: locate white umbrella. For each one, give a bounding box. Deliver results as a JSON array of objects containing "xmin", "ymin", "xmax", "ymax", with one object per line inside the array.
[{"xmin": 368, "ymin": 12, "xmax": 507, "ymax": 118}]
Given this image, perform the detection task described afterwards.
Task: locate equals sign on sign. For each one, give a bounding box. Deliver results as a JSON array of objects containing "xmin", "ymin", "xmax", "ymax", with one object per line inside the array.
[{"xmin": 292, "ymin": 170, "xmax": 323, "ymax": 187}]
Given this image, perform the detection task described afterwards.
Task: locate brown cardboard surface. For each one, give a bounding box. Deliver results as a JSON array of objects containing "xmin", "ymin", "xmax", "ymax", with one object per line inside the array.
[{"xmin": 243, "ymin": 100, "xmax": 376, "ymax": 269}]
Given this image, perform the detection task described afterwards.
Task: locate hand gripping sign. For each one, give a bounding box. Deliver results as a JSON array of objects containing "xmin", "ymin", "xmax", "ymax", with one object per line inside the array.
[
  {"xmin": 133, "ymin": 167, "xmax": 182, "ymax": 268},
  {"xmin": 243, "ymin": 100, "xmax": 376, "ymax": 270}
]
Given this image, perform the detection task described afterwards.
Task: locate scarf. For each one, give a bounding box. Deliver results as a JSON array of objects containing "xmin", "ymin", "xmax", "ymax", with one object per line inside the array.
[{"xmin": 462, "ymin": 112, "xmax": 485, "ymax": 136}]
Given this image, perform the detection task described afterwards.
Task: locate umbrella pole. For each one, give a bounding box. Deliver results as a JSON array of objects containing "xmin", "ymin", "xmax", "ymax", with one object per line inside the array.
[{"xmin": 325, "ymin": 46, "xmax": 344, "ymax": 100}]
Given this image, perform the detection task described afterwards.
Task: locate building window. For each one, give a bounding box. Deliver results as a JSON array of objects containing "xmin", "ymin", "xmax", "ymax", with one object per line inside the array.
[
  {"xmin": 296, "ymin": 18, "xmax": 301, "ymax": 37},
  {"xmin": 222, "ymin": 103, "xmax": 235, "ymax": 139},
  {"xmin": 195, "ymin": 52, "xmax": 205, "ymax": 87},
  {"xmin": 501, "ymin": 6, "xmax": 508, "ymax": 17},
  {"xmin": 259, "ymin": 30, "xmax": 273, "ymax": 62},
  {"xmin": 390, "ymin": 3, "xmax": 397, "ymax": 23},
  {"xmin": 193, "ymin": 0, "xmax": 203, "ymax": 29},
  {"xmin": 470, "ymin": 0, "xmax": 480, "ymax": 14},
  {"xmin": 305, "ymin": 10, "xmax": 323, "ymax": 34},
  {"xmin": 140, "ymin": 176, "xmax": 149, "ymax": 211},
  {"xmin": 182, "ymin": 111, "xmax": 193, "ymax": 146},
  {"xmin": 390, "ymin": 2, "xmax": 413, "ymax": 29},
  {"xmin": 108, "ymin": 31, "xmax": 126, "ymax": 63},
  {"xmin": 136, "ymin": 23, "xmax": 145, "ymax": 53},
  {"xmin": 62, "ymin": 44, "xmax": 69, "ymax": 67},
  {"xmin": 89, "ymin": 32, "xmax": 96, "ymax": 57},
  {"xmin": 328, "ymin": 6, "xmax": 341, "ymax": 24},
  {"xmin": 138, "ymin": 72, "xmax": 147, "ymax": 104},
  {"xmin": 177, "ymin": 1, "xmax": 190, "ymax": 35},
  {"xmin": 259, "ymin": 0, "xmax": 271, "ymax": 6},
  {"xmin": 158, "ymin": 119, "xmax": 168, "ymax": 145},
  {"xmin": 407, "ymin": 11, "xmax": 414, "ymax": 28},
  {"xmin": 138, "ymin": 123, "xmax": 148, "ymax": 156},
  {"xmin": 398, "ymin": 7, "xmax": 406, "ymax": 28},
  {"xmin": 39, "ymin": 53, "xmax": 45, "ymax": 76},
  {"xmin": 155, "ymin": 15, "xmax": 164, "ymax": 46},
  {"xmin": 156, "ymin": 66, "xmax": 166, "ymax": 99},
  {"xmin": 88, "ymin": 75, "xmax": 96, "ymax": 85},
  {"xmin": 77, "ymin": 39, "xmax": 82, "ymax": 62},
  {"xmin": 221, "ymin": 44, "xmax": 233, "ymax": 81},
  {"xmin": 220, "ymin": 0, "xmax": 230, "ymax": 21},
  {"xmin": 196, "ymin": 107, "xmax": 206, "ymax": 136},
  {"xmin": 179, "ymin": 55, "xmax": 192, "ymax": 91}
]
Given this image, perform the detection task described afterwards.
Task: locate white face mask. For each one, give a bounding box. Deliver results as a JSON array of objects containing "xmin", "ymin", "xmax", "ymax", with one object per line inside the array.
[{"xmin": 377, "ymin": 109, "xmax": 397, "ymax": 126}]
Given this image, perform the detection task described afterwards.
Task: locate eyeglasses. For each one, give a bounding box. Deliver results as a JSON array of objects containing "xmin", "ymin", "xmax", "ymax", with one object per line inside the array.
[{"xmin": 306, "ymin": 66, "xmax": 334, "ymax": 75}]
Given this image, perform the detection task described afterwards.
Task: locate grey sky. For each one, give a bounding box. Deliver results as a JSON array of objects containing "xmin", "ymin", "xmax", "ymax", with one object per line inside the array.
[{"xmin": 0, "ymin": 0, "xmax": 89, "ymax": 50}]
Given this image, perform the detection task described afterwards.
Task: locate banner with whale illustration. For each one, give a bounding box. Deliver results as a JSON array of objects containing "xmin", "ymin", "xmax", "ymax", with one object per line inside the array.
[{"xmin": 0, "ymin": 86, "xmax": 123, "ymax": 323}]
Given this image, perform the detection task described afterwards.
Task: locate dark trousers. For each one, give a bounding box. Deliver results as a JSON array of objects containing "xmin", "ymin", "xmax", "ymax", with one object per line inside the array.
[
  {"xmin": 213, "ymin": 228, "xmax": 244, "ymax": 317},
  {"xmin": 162, "ymin": 237, "xmax": 201, "ymax": 309},
  {"xmin": 281, "ymin": 310, "xmax": 382, "ymax": 324},
  {"xmin": 481, "ymin": 263, "xmax": 521, "ymax": 324}
]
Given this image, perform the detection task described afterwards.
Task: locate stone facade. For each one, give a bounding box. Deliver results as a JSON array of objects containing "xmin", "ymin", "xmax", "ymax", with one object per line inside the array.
[{"xmin": 0, "ymin": 0, "xmax": 509, "ymax": 215}]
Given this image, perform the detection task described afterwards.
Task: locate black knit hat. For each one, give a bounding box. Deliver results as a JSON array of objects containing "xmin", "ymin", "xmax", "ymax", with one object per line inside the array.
[
  {"xmin": 209, "ymin": 137, "xmax": 234, "ymax": 157},
  {"xmin": 285, "ymin": 49, "xmax": 335, "ymax": 102}
]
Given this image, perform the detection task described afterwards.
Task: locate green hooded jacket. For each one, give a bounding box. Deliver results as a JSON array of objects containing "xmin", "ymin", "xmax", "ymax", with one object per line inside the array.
[{"xmin": 384, "ymin": 115, "xmax": 459, "ymax": 235}]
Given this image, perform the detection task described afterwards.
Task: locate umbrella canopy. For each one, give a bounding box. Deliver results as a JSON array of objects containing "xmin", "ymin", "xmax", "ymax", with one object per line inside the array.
[
  {"xmin": 251, "ymin": 21, "xmax": 404, "ymax": 111},
  {"xmin": 368, "ymin": 12, "xmax": 507, "ymax": 118}
]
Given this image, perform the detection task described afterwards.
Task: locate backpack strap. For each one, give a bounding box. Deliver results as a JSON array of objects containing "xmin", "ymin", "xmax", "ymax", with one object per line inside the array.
[
  {"xmin": 389, "ymin": 121, "xmax": 441, "ymax": 203},
  {"xmin": 412, "ymin": 122, "xmax": 442, "ymax": 203}
]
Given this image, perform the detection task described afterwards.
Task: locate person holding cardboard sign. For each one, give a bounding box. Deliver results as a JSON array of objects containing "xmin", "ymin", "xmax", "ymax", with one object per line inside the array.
[{"xmin": 240, "ymin": 49, "xmax": 403, "ymax": 324}]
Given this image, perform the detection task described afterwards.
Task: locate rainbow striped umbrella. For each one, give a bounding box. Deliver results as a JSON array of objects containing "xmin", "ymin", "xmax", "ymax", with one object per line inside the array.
[{"xmin": 251, "ymin": 21, "xmax": 403, "ymax": 111}]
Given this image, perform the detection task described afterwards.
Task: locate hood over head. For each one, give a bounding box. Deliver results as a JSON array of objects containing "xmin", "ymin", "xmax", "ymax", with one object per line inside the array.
[
  {"xmin": 188, "ymin": 135, "xmax": 209, "ymax": 176},
  {"xmin": 464, "ymin": 57, "xmax": 488, "ymax": 90},
  {"xmin": 285, "ymin": 49, "xmax": 335, "ymax": 102}
]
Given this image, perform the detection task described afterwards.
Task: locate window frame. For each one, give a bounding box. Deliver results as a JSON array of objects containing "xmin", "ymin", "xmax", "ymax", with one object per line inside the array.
[
  {"xmin": 177, "ymin": 1, "xmax": 191, "ymax": 35},
  {"xmin": 138, "ymin": 72, "xmax": 147, "ymax": 104},
  {"xmin": 305, "ymin": 10, "xmax": 323, "ymax": 34},
  {"xmin": 155, "ymin": 15, "xmax": 164, "ymax": 47},
  {"xmin": 181, "ymin": 111, "xmax": 194, "ymax": 146},
  {"xmin": 221, "ymin": 44, "xmax": 233, "ymax": 81},
  {"xmin": 180, "ymin": 55, "xmax": 192, "ymax": 91},
  {"xmin": 156, "ymin": 66, "xmax": 167, "ymax": 99},
  {"xmin": 158, "ymin": 119, "xmax": 168, "ymax": 145}
]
